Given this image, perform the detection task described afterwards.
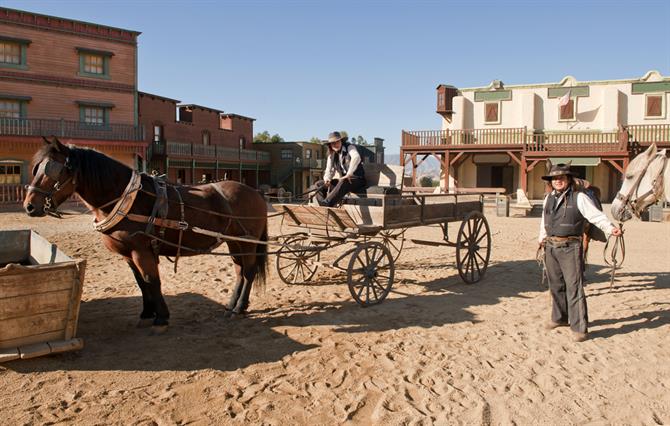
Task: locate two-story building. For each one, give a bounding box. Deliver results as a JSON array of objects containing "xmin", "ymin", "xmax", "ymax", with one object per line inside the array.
[
  {"xmin": 139, "ymin": 92, "xmax": 269, "ymax": 186},
  {"xmin": 401, "ymin": 70, "xmax": 670, "ymax": 200},
  {"xmin": 0, "ymin": 7, "xmax": 146, "ymax": 200}
]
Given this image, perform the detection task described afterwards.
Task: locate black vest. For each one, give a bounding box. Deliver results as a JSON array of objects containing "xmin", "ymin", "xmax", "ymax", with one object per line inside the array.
[
  {"xmin": 332, "ymin": 142, "xmax": 365, "ymax": 178},
  {"xmin": 544, "ymin": 188, "xmax": 585, "ymax": 237}
]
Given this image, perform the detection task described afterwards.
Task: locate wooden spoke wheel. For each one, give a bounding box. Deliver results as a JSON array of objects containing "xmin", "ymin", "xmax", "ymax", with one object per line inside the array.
[
  {"xmin": 378, "ymin": 228, "xmax": 406, "ymax": 262},
  {"xmin": 276, "ymin": 236, "xmax": 320, "ymax": 285},
  {"xmin": 347, "ymin": 241, "xmax": 394, "ymax": 307},
  {"xmin": 456, "ymin": 211, "xmax": 491, "ymax": 284}
]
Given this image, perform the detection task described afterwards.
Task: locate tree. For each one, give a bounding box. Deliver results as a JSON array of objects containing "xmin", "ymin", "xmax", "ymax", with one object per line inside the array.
[
  {"xmin": 419, "ymin": 176, "xmax": 434, "ymax": 187},
  {"xmin": 309, "ymin": 137, "xmax": 322, "ymax": 144},
  {"xmin": 254, "ymin": 131, "xmax": 285, "ymax": 144},
  {"xmin": 253, "ymin": 131, "xmax": 271, "ymax": 143}
]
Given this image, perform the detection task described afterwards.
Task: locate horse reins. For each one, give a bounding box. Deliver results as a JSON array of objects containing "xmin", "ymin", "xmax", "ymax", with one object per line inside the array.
[{"xmin": 603, "ymin": 223, "xmax": 625, "ymax": 292}]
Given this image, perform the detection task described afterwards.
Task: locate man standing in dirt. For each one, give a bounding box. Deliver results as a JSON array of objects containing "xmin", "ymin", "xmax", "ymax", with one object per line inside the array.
[{"xmin": 538, "ymin": 163, "xmax": 622, "ymax": 342}]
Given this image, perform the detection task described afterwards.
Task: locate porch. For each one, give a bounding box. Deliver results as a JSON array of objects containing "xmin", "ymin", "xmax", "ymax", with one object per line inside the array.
[{"xmin": 400, "ymin": 124, "xmax": 670, "ymax": 195}]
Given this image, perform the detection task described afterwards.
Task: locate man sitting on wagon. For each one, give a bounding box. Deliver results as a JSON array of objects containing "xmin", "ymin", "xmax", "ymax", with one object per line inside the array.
[{"xmin": 313, "ymin": 131, "xmax": 367, "ymax": 207}]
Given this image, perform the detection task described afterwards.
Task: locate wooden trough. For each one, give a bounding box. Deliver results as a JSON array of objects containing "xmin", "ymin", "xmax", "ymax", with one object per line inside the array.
[{"xmin": 0, "ymin": 230, "xmax": 85, "ymax": 362}]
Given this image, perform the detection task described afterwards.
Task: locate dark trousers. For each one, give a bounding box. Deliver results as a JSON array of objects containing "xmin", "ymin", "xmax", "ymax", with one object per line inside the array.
[
  {"xmin": 545, "ymin": 240, "xmax": 588, "ymax": 333},
  {"xmin": 313, "ymin": 177, "xmax": 366, "ymax": 207}
]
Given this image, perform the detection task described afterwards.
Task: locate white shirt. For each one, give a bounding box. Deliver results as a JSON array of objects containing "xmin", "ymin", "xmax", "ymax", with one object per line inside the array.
[
  {"xmin": 538, "ymin": 190, "xmax": 615, "ymax": 243},
  {"xmin": 323, "ymin": 144, "xmax": 362, "ymax": 181}
]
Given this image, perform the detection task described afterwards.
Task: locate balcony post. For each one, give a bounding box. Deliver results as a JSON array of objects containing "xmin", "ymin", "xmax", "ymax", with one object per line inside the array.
[{"xmin": 521, "ymin": 155, "xmax": 528, "ymax": 193}]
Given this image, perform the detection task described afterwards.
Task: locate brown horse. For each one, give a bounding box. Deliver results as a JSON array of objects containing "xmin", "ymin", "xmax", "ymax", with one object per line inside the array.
[{"xmin": 23, "ymin": 137, "xmax": 268, "ymax": 332}]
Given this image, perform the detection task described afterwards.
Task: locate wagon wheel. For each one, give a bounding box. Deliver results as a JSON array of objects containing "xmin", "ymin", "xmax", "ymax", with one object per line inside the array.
[
  {"xmin": 378, "ymin": 228, "xmax": 406, "ymax": 262},
  {"xmin": 347, "ymin": 241, "xmax": 395, "ymax": 307},
  {"xmin": 276, "ymin": 236, "xmax": 320, "ymax": 284},
  {"xmin": 456, "ymin": 211, "xmax": 491, "ymax": 284}
]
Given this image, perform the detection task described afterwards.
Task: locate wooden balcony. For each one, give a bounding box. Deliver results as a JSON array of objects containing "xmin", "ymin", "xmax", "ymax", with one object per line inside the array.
[
  {"xmin": 0, "ymin": 117, "xmax": 144, "ymax": 141},
  {"xmin": 160, "ymin": 141, "xmax": 270, "ymax": 163},
  {"xmin": 401, "ymin": 124, "xmax": 669, "ymax": 153}
]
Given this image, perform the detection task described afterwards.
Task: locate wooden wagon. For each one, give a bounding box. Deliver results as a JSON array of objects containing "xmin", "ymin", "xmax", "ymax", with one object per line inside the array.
[
  {"xmin": 273, "ymin": 164, "xmax": 492, "ymax": 306},
  {"xmin": 0, "ymin": 230, "xmax": 85, "ymax": 362}
]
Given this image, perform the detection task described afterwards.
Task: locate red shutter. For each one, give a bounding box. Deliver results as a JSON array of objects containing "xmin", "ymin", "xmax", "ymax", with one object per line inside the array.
[
  {"xmin": 560, "ymin": 100, "xmax": 574, "ymax": 120},
  {"xmin": 485, "ymin": 103, "xmax": 498, "ymax": 122},
  {"xmin": 647, "ymin": 95, "xmax": 662, "ymax": 117}
]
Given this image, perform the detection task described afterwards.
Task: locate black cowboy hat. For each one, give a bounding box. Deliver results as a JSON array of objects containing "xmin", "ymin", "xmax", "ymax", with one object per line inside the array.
[
  {"xmin": 324, "ymin": 131, "xmax": 347, "ymax": 144},
  {"xmin": 541, "ymin": 162, "xmax": 574, "ymax": 181}
]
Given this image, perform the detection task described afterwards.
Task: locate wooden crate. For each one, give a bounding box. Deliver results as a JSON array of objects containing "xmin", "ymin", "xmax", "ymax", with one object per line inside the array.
[{"xmin": 0, "ymin": 230, "xmax": 86, "ymax": 363}]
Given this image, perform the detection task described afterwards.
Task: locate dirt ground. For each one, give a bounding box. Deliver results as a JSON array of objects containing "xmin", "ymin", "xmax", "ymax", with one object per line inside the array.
[{"xmin": 1, "ymin": 205, "xmax": 669, "ymax": 425}]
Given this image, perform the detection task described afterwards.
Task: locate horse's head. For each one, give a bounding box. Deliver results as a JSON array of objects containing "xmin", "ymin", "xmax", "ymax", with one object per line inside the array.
[
  {"xmin": 611, "ymin": 143, "xmax": 665, "ymax": 222},
  {"xmin": 23, "ymin": 137, "xmax": 77, "ymax": 217}
]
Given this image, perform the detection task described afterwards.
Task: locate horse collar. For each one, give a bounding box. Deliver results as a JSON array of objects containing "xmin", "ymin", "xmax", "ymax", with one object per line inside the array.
[{"xmin": 93, "ymin": 171, "xmax": 143, "ymax": 232}]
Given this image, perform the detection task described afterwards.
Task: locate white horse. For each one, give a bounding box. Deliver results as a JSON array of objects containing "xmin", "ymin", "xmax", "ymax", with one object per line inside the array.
[{"xmin": 611, "ymin": 143, "xmax": 670, "ymax": 223}]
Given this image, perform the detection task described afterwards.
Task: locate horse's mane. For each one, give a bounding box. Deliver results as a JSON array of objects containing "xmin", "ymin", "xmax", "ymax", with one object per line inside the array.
[{"xmin": 34, "ymin": 143, "xmax": 131, "ymax": 188}]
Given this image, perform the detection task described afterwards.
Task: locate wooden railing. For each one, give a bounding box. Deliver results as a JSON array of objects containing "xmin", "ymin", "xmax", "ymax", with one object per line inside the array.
[
  {"xmin": 525, "ymin": 132, "xmax": 621, "ymax": 152},
  {"xmin": 402, "ymin": 125, "xmax": 670, "ymax": 152},
  {"xmin": 628, "ymin": 124, "xmax": 670, "ymax": 145},
  {"xmin": 0, "ymin": 118, "xmax": 144, "ymax": 141},
  {"xmin": 165, "ymin": 141, "xmax": 271, "ymax": 162},
  {"xmin": 402, "ymin": 128, "xmax": 526, "ymax": 147},
  {"xmin": 0, "ymin": 184, "xmax": 25, "ymax": 204}
]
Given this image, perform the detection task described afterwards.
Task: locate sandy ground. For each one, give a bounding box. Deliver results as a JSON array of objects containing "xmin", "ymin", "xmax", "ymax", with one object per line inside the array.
[{"xmin": 0, "ymin": 204, "xmax": 669, "ymax": 425}]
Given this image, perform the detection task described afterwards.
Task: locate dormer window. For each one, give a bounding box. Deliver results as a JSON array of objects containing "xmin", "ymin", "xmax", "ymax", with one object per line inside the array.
[
  {"xmin": 202, "ymin": 131, "xmax": 210, "ymax": 145},
  {"xmin": 77, "ymin": 47, "xmax": 113, "ymax": 78}
]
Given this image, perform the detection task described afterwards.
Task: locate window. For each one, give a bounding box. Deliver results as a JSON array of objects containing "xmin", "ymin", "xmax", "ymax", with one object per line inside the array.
[
  {"xmin": 153, "ymin": 125, "xmax": 163, "ymax": 142},
  {"xmin": 239, "ymin": 137, "xmax": 246, "ymax": 149},
  {"xmin": 77, "ymin": 48, "xmax": 112, "ymax": 78},
  {"xmin": 0, "ymin": 164, "xmax": 21, "ymax": 184},
  {"xmin": 484, "ymin": 102, "xmax": 500, "ymax": 124},
  {"xmin": 559, "ymin": 99, "xmax": 576, "ymax": 121},
  {"xmin": 645, "ymin": 94, "xmax": 664, "ymax": 119},
  {"xmin": 0, "ymin": 100, "xmax": 21, "ymax": 118},
  {"xmin": 177, "ymin": 169, "xmax": 186, "ymax": 184},
  {"xmin": 305, "ymin": 149, "xmax": 312, "ymax": 159},
  {"xmin": 281, "ymin": 149, "xmax": 292, "ymax": 160},
  {"xmin": 81, "ymin": 106, "xmax": 105, "ymax": 125},
  {"xmin": 0, "ymin": 37, "xmax": 29, "ymax": 69},
  {"xmin": 202, "ymin": 131, "xmax": 210, "ymax": 146},
  {"xmin": 0, "ymin": 41, "xmax": 20, "ymax": 65}
]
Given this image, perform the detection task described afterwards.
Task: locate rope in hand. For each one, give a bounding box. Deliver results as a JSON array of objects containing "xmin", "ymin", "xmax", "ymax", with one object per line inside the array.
[
  {"xmin": 603, "ymin": 222, "xmax": 625, "ymax": 292},
  {"xmin": 536, "ymin": 243, "xmax": 547, "ymax": 289}
]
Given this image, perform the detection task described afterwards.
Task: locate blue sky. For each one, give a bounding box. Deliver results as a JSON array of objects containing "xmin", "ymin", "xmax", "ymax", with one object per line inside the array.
[{"xmin": 4, "ymin": 0, "xmax": 669, "ymax": 152}]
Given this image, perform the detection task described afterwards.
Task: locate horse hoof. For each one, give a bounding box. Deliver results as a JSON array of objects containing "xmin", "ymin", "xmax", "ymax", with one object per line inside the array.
[
  {"xmin": 137, "ymin": 318, "xmax": 154, "ymax": 328},
  {"xmin": 150, "ymin": 325, "xmax": 169, "ymax": 335}
]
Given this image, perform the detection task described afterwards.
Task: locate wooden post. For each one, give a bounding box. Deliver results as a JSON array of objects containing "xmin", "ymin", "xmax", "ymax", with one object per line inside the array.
[
  {"xmin": 411, "ymin": 153, "xmax": 417, "ymax": 187},
  {"xmin": 443, "ymin": 150, "xmax": 450, "ymax": 193},
  {"xmin": 521, "ymin": 155, "xmax": 528, "ymax": 193}
]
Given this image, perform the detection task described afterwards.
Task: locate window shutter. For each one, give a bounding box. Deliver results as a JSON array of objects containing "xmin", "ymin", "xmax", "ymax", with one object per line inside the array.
[
  {"xmin": 560, "ymin": 100, "xmax": 575, "ymax": 120},
  {"xmin": 485, "ymin": 103, "xmax": 498, "ymax": 122},
  {"xmin": 647, "ymin": 95, "xmax": 662, "ymax": 117}
]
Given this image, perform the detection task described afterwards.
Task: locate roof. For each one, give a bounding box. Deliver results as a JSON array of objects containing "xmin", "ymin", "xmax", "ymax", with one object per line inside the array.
[
  {"xmin": 139, "ymin": 91, "xmax": 181, "ymax": 104},
  {"xmin": 0, "ymin": 7, "xmax": 141, "ymax": 43},
  {"xmin": 178, "ymin": 104, "xmax": 224, "ymax": 114},
  {"xmin": 221, "ymin": 113, "xmax": 256, "ymax": 122}
]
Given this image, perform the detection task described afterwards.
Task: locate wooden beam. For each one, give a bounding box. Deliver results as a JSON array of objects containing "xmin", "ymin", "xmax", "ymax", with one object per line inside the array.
[
  {"xmin": 449, "ymin": 151, "xmax": 465, "ymax": 166},
  {"xmin": 521, "ymin": 156, "xmax": 528, "ymax": 192},
  {"xmin": 507, "ymin": 151, "xmax": 522, "ymax": 166},
  {"xmin": 605, "ymin": 159, "xmax": 624, "ymax": 174},
  {"xmin": 526, "ymin": 159, "xmax": 541, "ymax": 171},
  {"xmin": 415, "ymin": 154, "xmax": 430, "ymax": 168}
]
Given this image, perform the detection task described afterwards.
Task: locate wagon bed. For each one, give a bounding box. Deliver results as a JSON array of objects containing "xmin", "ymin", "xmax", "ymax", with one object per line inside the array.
[{"xmin": 274, "ymin": 185, "xmax": 491, "ymax": 306}]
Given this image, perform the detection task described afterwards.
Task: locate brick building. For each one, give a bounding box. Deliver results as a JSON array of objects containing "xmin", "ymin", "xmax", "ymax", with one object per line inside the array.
[
  {"xmin": 139, "ymin": 92, "xmax": 269, "ymax": 186},
  {"xmin": 0, "ymin": 7, "xmax": 145, "ymax": 200}
]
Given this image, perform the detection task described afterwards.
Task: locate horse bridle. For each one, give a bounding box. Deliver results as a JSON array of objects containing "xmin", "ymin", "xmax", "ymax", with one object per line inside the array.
[
  {"xmin": 614, "ymin": 154, "xmax": 667, "ymax": 218},
  {"xmin": 25, "ymin": 157, "xmax": 75, "ymax": 216}
]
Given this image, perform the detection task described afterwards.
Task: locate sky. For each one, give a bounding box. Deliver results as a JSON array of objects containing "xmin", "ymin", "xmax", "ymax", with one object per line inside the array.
[{"xmin": 4, "ymin": 0, "xmax": 669, "ymax": 152}]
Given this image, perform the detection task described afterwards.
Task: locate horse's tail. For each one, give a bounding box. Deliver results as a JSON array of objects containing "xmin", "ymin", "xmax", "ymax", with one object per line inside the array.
[{"xmin": 254, "ymin": 223, "xmax": 268, "ymax": 292}]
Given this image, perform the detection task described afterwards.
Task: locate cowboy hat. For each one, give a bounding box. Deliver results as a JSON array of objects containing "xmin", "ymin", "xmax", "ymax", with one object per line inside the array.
[
  {"xmin": 541, "ymin": 162, "xmax": 574, "ymax": 181},
  {"xmin": 325, "ymin": 131, "xmax": 347, "ymax": 144}
]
